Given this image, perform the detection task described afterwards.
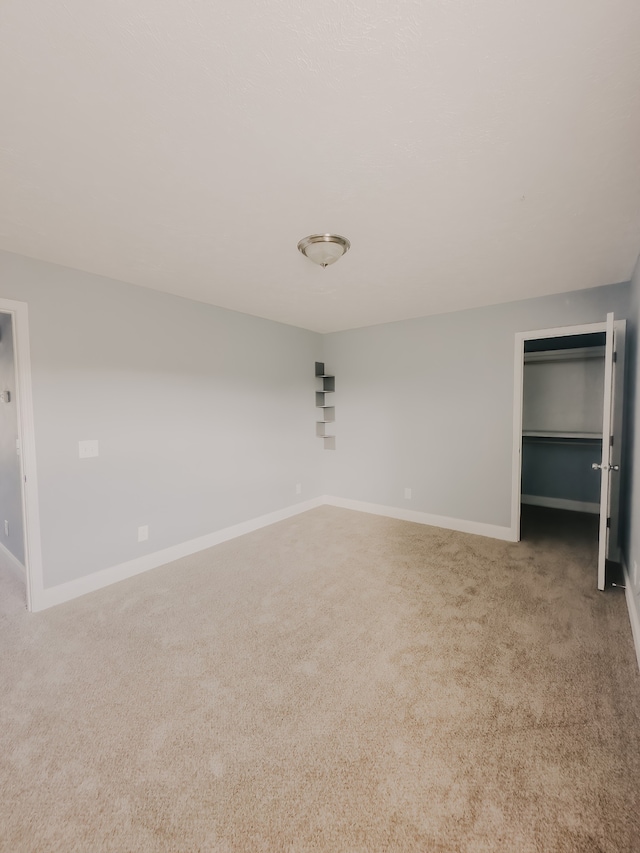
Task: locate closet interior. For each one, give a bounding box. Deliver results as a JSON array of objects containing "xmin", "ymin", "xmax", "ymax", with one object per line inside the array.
[{"xmin": 520, "ymin": 332, "xmax": 607, "ymax": 557}]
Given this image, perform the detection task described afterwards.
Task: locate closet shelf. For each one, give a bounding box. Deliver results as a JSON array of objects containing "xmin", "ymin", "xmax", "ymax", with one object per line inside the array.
[
  {"xmin": 523, "ymin": 430, "xmax": 602, "ymax": 440},
  {"xmin": 524, "ymin": 347, "xmax": 605, "ymax": 363}
]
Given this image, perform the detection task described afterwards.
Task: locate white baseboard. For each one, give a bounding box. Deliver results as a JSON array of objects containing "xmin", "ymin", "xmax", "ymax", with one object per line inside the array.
[
  {"xmin": 622, "ymin": 557, "xmax": 640, "ymax": 675},
  {"xmin": 32, "ymin": 495, "xmax": 521, "ymax": 612},
  {"xmin": 521, "ymin": 495, "xmax": 600, "ymax": 514},
  {"xmin": 322, "ymin": 495, "xmax": 516, "ymax": 542},
  {"xmin": 0, "ymin": 540, "xmax": 26, "ymax": 581},
  {"xmin": 33, "ymin": 497, "xmax": 323, "ymax": 612},
  {"xmin": 26, "ymin": 493, "xmax": 640, "ymax": 679}
]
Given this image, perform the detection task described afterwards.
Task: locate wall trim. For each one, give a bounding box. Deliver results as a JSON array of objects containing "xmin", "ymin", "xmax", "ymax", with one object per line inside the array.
[
  {"xmin": 0, "ymin": 540, "xmax": 26, "ymax": 581},
  {"xmin": 322, "ymin": 495, "xmax": 516, "ymax": 541},
  {"xmin": 622, "ymin": 557, "xmax": 640, "ymax": 675},
  {"xmin": 32, "ymin": 494, "xmax": 522, "ymax": 611},
  {"xmin": 521, "ymin": 495, "xmax": 600, "ymax": 514},
  {"xmin": 33, "ymin": 497, "xmax": 323, "ymax": 612}
]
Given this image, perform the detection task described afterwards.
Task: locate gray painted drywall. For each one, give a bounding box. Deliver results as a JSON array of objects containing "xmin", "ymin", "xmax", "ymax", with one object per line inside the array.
[
  {"xmin": 521, "ymin": 351, "xmax": 604, "ymax": 506},
  {"xmin": 0, "ymin": 313, "xmax": 25, "ymax": 564},
  {"xmin": 522, "ymin": 356, "xmax": 605, "ymax": 435},
  {"xmin": 322, "ymin": 282, "xmax": 630, "ymax": 528},
  {"xmin": 521, "ymin": 441, "xmax": 601, "ymax": 504},
  {"xmin": 623, "ymin": 252, "xmax": 640, "ymax": 623},
  {"xmin": 0, "ymin": 250, "xmax": 323, "ymax": 588},
  {"xmin": 1, "ymin": 244, "xmax": 635, "ymax": 596}
]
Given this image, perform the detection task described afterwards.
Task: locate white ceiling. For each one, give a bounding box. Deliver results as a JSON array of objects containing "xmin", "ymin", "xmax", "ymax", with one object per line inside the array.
[{"xmin": 1, "ymin": 1, "xmax": 640, "ymax": 333}]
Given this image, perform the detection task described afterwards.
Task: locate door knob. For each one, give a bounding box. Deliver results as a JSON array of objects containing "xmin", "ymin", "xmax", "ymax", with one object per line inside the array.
[
  {"xmin": 591, "ymin": 462, "xmax": 620, "ymax": 472},
  {"xmin": 592, "ymin": 462, "xmax": 603, "ymax": 470},
  {"xmin": 611, "ymin": 464, "xmax": 620, "ymax": 471}
]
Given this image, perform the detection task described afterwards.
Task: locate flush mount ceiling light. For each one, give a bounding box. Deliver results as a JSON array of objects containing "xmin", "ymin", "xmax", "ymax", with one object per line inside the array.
[{"xmin": 297, "ymin": 234, "xmax": 350, "ymax": 268}]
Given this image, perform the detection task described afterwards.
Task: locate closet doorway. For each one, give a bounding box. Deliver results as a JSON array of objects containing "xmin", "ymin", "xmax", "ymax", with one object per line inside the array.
[
  {"xmin": 0, "ymin": 312, "xmax": 27, "ymax": 573},
  {"xmin": 511, "ymin": 313, "xmax": 626, "ymax": 590},
  {"xmin": 0, "ymin": 298, "xmax": 42, "ymax": 611}
]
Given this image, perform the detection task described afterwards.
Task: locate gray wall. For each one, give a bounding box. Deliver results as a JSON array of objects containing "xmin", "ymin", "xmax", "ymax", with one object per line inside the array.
[
  {"xmin": 521, "ymin": 441, "xmax": 601, "ymax": 505},
  {"xmin": 1, "ymin": 244, "xmax": 635, "ymax": 595},
  {"xmin": 0, "ymin": 313, "xmax": 25, "ymax": 564},
  {"xmin": 623, "ymin": 253, "xmax": 640, "ymax": 622},
  {"xmin": 0, "ymin": 250, "xmax": 323, "ymax": 589},
  {"xmin": 322, "ymin": 282, "xmax": 630, "ymax": 528},
  {"xmin": 520, "ymin": 350, "xmax": 605, "ymax": 506}
]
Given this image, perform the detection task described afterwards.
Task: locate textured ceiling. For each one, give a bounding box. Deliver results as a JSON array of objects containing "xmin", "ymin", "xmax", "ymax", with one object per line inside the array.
[{"xmin": 1, "ymin": 0, "xmax": 640, "ymax": 333}]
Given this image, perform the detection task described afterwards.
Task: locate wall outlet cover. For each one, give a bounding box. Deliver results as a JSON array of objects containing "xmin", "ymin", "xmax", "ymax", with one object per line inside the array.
[
  {"xmin": 296, "ymin": 483, "xmax": 302, "ymax": 495},
  {"xmin": 79, "ymin": 439, "xmax": 99, "ymax": 459},
  {"xmin": 138, "ymin": 525, "xmax": 149, "ymax": 542},
  {"xmin": 404, "ymin": 487, "xmax": 412, "ymax": 499}
]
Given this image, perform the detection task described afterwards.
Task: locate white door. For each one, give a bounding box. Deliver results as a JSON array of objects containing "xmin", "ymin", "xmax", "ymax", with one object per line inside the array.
[
  {"xmin": 605, "ymin": 319, "xmax": 626, "ymax": 565},
  {"xmin": 595, "ymin": 312, "xmax": 616, "ymax": 591}
]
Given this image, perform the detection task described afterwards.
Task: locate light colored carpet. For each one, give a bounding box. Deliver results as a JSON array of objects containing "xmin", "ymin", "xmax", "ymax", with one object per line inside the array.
[{"xmin": 1, "ymin": 505, "xmax": 639, "ymax": 852}]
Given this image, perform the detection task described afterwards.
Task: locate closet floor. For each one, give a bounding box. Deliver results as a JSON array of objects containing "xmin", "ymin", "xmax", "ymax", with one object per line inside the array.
[
  {"xmin": 519, "ymin": 503, "xmax": 626, "ymax": 587},
  {"xmin": 520, "ymin": 504, "xmax": 598, "ymax": 548}
]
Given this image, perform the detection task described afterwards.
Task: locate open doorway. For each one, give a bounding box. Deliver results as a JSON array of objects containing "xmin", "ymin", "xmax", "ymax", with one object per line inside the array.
[
  {"xmin": 511, "ymin": 315, "xmax": 626, "ymax": 590},
  {"xmin": 0, "ymin": 298, "xmax": 42, "ymax": 611},
  {"xmin": 0, "ymin": 312, "xmax": 27, "ymax": 575}
]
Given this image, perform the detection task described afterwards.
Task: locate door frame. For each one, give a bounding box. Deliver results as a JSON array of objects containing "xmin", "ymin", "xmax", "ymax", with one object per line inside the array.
[
  {"xmin": 510, "ymin": 319, "xmax": 608, "ymax": 543},
  {"xmin": 0, "ymin": 298, "xmax": 43, "ymax": 611}
]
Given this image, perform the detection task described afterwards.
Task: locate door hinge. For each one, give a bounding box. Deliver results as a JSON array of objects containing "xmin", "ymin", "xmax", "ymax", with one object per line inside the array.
[
  {"xmin": 613, "ymin": 351, "xmax": 617, "ymax": 363},
  {"xmin": 610, "ymin": 435, "xmax": 614, "ymax": 447},
  {"xmin": 607, "ymin": 517, "xmax": 611, "ymax": 529}
]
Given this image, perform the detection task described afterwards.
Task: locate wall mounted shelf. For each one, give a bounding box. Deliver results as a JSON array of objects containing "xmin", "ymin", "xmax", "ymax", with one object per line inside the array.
[{"xmin": 315, "ymin": 362, "xmax": 335, "ymax": 450}]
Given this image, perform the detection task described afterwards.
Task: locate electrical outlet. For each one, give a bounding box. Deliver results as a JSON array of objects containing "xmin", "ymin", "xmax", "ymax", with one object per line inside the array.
[
  {"xmin": 404, "ymin": 487, "xmax": 412, "ymax": 500},
  {"xmin": 79, "ymin": 439, "xmax": 99, "ymax": 459},
  {"xmin": 296, "ymin": 483, "xmax": 302, "ymax": 495},
  {"xmin": 138, "ymin": 525, "xmax": 149, "ymax": 542},
  {"xmin": 3, "ymin": 520, "xmax": 8, "ymax": 536}
]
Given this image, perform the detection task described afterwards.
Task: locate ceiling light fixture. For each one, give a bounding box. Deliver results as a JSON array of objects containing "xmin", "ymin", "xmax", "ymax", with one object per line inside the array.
[{"xmin": 297, "ymin": 234, "xmax": 350, "ymax": 268}]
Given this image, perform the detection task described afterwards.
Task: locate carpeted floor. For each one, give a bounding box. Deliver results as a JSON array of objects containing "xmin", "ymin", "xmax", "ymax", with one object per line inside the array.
[{"xmin": 1, "ymin": 505, "xmax": 639, "ymax": 852}]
